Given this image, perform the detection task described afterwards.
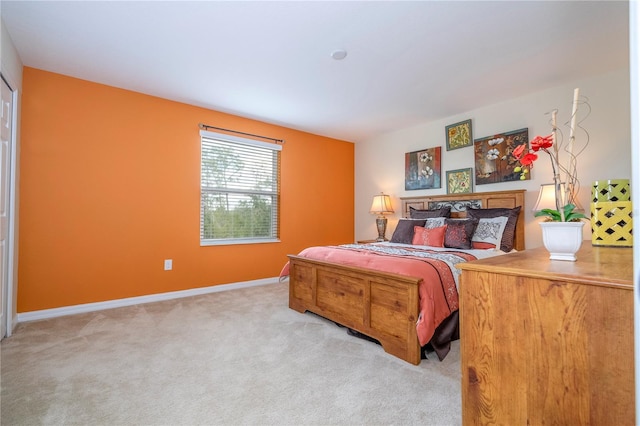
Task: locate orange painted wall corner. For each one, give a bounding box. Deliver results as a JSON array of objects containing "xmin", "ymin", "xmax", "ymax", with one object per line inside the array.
[{"xmin": 18, "ymin": 67, "xmax": 354, "ymax": 312}]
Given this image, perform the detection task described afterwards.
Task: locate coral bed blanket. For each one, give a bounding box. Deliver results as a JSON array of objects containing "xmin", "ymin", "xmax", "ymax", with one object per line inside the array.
[{"xmin": 280, "ymin": 243, "xmax": 478, "ymax": 348}]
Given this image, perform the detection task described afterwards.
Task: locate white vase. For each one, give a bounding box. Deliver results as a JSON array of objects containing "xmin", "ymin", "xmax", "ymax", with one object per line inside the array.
[{"xmin": 539, "ymin": 221, "xmax": 585, "ymax": 261}]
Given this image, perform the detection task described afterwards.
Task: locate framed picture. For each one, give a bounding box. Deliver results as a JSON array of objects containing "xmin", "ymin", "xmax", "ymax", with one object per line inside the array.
[
  {"xmin": 446, "ymin": 168, "xmax": 473, "ymax": 194},
  {"xmin": 445, "ymin": 119, "xmax": 473, "ymax": 151},
  {"xmin": 405, "ymin": 147, "xmax": 441, "ymax": 190},
  {"xmin": 474, "ymin": 128, "xmax": 529, "ymax": 185}
]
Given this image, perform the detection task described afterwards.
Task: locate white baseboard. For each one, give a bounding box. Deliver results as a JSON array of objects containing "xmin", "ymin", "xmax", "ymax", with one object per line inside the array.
[{"xmin": 17, "ymin": 277, "xmax": 285, "ymax": 323}]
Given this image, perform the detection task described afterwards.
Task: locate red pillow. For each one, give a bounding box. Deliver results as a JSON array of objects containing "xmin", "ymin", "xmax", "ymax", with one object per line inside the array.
[
  {"xmin": 412, "ymin": 225, "xmax": 447, "ymax": 247},
  {"xmin": 472, "ymin": 241, "xmax": 496, "ymax": 249}
]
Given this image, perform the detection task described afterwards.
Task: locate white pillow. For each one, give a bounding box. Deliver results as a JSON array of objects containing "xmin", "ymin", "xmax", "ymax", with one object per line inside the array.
[
  {"xmin": 424, "ymin": 217, "xmax": 446, "ymax": 229},
  {"xmin": 471, "ymin": 216, "xmax": 509, "ymax": 249}
]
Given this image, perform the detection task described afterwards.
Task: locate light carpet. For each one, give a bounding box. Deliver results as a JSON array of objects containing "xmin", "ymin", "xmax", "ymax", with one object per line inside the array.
[{"xmin": 1, "ymin": 281, "xmax": 461, "ymax": 425}]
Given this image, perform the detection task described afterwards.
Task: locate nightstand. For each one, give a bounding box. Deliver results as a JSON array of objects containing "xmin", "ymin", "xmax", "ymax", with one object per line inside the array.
[{"xmin": 356, "ymin": 239, "xmax": 379, "ymax": 244}]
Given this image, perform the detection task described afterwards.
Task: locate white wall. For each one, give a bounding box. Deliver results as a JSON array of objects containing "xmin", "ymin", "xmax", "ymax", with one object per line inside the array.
[
  {"xmin": 355, "ymin": 68, "xmax": 631, "ymax": 249},
  {"xmin": 1, "ymin": 18, "xmax": 23, "ymax": 88}
]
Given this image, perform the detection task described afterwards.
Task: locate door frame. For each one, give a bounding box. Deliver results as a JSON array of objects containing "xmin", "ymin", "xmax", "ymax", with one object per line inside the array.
[{"xmin": 1, "ymin": 73, "xmax": 18, "ymax": 338}]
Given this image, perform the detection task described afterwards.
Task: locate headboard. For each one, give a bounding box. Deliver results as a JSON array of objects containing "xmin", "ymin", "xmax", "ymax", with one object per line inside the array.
[{"xmin": 400, "ymin": 189, "xmax": 526, "ymax": 251}]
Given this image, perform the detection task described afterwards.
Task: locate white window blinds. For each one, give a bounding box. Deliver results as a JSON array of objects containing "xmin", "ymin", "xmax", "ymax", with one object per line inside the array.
[{"xmin": 200, "ymin": 130, "xmax": 281, "ymax": 245}]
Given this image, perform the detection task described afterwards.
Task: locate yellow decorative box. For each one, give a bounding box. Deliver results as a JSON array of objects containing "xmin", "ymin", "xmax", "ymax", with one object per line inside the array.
[{"xmin": 591, "ymin": 179, "xmax": 633, "ymax": 247}]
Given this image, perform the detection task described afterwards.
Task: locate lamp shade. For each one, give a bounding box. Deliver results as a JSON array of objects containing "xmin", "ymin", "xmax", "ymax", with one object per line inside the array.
[
  {"xmin": 533, "ymin": 183, "xmax": 560, "ymax": 211},
  {"xmin": 370, "ymin": 193, "xmax": 394, "ymax": 215}
]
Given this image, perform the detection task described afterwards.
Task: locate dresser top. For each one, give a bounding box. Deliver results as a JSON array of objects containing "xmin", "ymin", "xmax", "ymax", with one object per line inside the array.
[{"xmin": 458, "ymin": 244, "xmax": 633, "ymax": 290}]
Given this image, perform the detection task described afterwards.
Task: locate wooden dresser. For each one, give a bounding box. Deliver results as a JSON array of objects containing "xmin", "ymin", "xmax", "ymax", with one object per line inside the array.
[{"xmin": 458, "ymin": 244, "xmax": 634, "ymax": 425}]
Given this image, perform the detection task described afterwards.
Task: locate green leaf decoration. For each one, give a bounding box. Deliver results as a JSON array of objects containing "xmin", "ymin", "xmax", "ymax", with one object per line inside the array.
[
  {"xmin": 563, "ymin": 203, "xmax": 587, "ymax": 221},
  {"xmin": 534, "ymin": 209, "xmax": 562, "ymax": 221},
  {"xmin": 534, "ymin": 203, "xmax": 587, "ymax": 222}
]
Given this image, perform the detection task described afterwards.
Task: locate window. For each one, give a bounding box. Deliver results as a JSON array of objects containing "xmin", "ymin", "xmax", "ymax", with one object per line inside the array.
[{"xmin": 200, "ymin": 130, "xmax": 281, "ymax": 245}]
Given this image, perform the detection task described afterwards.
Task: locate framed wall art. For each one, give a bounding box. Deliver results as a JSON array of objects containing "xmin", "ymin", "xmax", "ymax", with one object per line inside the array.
[
  {"xmin": 405, "ymin": 147, "xmax": 441, "ymax": 190},
  {"xmin": 445, "ymin": 119, "xmax": 473, "ymax": 151},
  {"xmin": 474, "ymin": 128, "xmax": 529, "ymax": 185},
  {"xmin": 446, "ymin": 168, "xmax": 473, "ymax": 194}
]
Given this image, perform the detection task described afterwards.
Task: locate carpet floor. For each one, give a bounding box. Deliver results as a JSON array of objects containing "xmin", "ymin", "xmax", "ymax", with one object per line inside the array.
[{"xmin": 1, "ymin": 281, "xmax": 461, "ymax": 425}]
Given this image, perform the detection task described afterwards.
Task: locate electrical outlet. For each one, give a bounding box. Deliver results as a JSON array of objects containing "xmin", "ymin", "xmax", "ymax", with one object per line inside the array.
[{"xmin": 164, "ymin": 259, "xmax": 172, "ymax": 271}]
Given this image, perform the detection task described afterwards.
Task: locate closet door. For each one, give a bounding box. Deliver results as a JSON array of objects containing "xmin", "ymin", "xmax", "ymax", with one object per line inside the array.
[{"xmin": 0, "ymin": 76, "xmax": 14, "ymax": 339}]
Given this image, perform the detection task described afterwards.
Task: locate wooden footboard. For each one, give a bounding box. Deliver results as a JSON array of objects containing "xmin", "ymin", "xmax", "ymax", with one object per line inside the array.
[{"xmin": 288, "ymin": 254, "xmax": 422, "ymax": 365}]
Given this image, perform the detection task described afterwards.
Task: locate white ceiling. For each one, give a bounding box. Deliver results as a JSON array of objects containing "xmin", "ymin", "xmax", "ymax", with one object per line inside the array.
[{"xmin": 1, "ymin": 1, "xmax": 629, "ymax": 143}]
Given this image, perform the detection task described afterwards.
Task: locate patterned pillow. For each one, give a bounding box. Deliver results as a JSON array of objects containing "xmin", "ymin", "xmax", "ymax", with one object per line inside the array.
[
  {"xmin": 412, "ymin": 225, "xmax": 447, "ymax": 247},
  {"xmin": 390, "ymin": 219, "xmax": 427, "ymax": 244},
  {"xmin": 409, "ymin": 206, "xmax": 452, "ymax": 219},
  {"xmin": 471, "ymin": 216, "xmax": 509, "ymax": 249},
  {"xmin": 467, "ymin": 206, "xmax": 521, "ymax": 252},
  {"xmin": 444, "ymin": 218, "xmax": 479, "ymax": 249},
  {"xmin": 424, "ymin": 217, "xmax": 446, "ymax": 229}
]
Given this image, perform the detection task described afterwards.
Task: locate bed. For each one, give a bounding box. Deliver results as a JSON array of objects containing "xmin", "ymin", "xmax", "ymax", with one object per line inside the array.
[{"xmin": 285, "ymin": 189, "xmax": 525, "ymax": 365}]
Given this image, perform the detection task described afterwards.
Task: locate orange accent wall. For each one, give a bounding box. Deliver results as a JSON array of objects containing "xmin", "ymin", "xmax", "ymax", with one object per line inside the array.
[{"xmin": 18, "ymin": 67, "xmax": 354, "ymax": 312}]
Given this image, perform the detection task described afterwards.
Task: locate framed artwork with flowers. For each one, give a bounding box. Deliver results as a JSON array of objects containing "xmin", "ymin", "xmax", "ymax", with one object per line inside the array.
[
  {"xmin": 446, "ymin": 168, "xmax": 473, "ymax": 194},
  {"xmin": 445, "ymin": 119, "xmax": 473, "ymax": 151},
  {"xmin": 405, "ymin": 147, "xmax": 442, "ymax": 190},
  {"xmin": 474, "ymin": 128, "xmax": 529, "ymax": 185}
]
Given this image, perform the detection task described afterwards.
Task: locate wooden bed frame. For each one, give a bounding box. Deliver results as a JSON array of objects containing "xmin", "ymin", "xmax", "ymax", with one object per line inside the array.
[{"xmin": 288, "ymin": 189, "xmax": 525, "ymax": 365}]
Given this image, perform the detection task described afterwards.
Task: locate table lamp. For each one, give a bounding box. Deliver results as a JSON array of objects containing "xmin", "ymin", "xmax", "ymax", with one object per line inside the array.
[{"xmin": 370, "ymin": 193, "xmax": 394, "ymax": 241}]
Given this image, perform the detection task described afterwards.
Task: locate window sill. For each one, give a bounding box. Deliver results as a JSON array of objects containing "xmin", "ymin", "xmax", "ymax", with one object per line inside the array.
[{"xmin": 201, "ymin": 238, "xmax": 280, "ymax": 247}]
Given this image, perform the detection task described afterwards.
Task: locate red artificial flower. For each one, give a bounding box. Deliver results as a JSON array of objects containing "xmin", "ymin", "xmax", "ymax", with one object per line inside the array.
[
  {"xmin": 511, "ymin": 134, "xmax": 557, "ymax": 180},
  {"xmin": 512, "ymin": 144, "xmax": 526, "ymax": 159},
  {"xmin": 519, "ymin": 152, "xmax": 538, "ymax": 166},
  {"xmin": 531, "ymin": 135, "xmax": 553, "ymax": 151}
]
